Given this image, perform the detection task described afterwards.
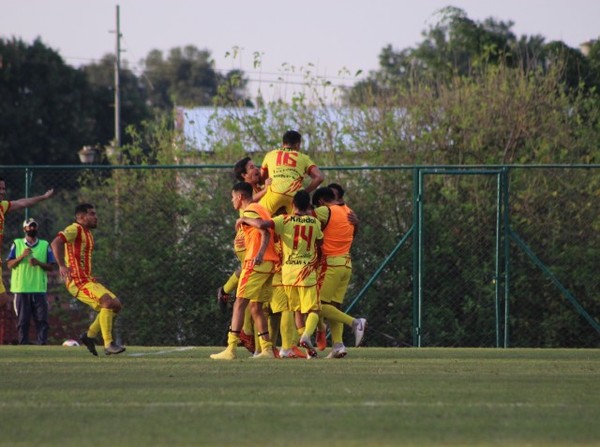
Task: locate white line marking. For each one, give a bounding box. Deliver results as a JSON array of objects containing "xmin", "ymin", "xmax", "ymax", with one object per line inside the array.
[{"xmin": 126, "ymin": 346, "xmax": 197, "ymax": 357}]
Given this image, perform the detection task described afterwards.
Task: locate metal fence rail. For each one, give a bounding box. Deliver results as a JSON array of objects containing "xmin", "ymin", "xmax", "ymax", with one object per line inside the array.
[{"xmin": 1, "ymin": 164, "xmax": 598, "ymax": 347}]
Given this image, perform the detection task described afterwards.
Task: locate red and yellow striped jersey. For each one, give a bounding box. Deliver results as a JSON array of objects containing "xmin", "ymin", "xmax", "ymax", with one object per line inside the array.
[
  {"xmin": 260, "ymin": 148, "xmax": 317, "ymax": 197},
  {"xmin": 272, "ymin": 214, "xmax": 323, "ymax": 286},
  {"xmin": 0, "ymin": 200, "xmax": 11, "ymax": 254},
  {"xmin": 57, "ymin": 222, "xmax": 95, "ymax": 287}
]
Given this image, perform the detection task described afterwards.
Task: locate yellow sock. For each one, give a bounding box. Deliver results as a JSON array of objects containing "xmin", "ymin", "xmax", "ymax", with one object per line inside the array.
[
  {"xmin": 258, "ymin": 334, "xmax": 273, "ymax": 352},
  {"xmin": 329, "ymin": 321, "xmax": 344, "ymax": 344},
  {"xmin": 302, "ymin": 312, "xmax": 319, "ymax": 338},
  {"xmin": 88, "ymin": 314, "xmax": 101, "ymax": 338},
  {"xmin": 268, "ymin": 313, "xmax": 281, "ymax": 347},
  {"xmin": 99, "ymin": 308, "xmax": 115, "ymax": 347},
  {"xmin": 254, "ymin": 330, "xmax": 261, "ymax": 353},
  {"xmin": 280, "ymin": 311, "xmax": 295, "ymax": 349},
  {"xmin": 227, "ymin": 331, "xmax": 240, "ymax": 350},
  {"xmin": 223, "ymin": 272, "xmax": 239, "ymax": 295},
  {"xmin": 321, "ymin": 303, "xmax": 354, "ymax": 326}
]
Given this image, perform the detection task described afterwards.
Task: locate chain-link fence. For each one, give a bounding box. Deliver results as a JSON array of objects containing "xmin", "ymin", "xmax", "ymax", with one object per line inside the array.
[{"xmin": 1, "ymin": 164, "xmax": 598, "ymax": 348}]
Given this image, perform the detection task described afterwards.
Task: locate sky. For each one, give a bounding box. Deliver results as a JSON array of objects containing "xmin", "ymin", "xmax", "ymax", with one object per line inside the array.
[{"xmin": 2, "ymin": 0, "xmax": 599, "ymax": 102}]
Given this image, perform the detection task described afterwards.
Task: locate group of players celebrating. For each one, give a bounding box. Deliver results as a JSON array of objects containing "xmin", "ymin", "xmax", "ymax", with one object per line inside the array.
[{"xmin": 211, "ymin": 130, "xmax": 366, "ymax": 360}]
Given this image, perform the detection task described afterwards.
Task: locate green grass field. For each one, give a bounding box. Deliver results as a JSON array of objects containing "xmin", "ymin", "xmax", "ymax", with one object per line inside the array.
[{"xmin": 1, "ymin": 346, "xmax": 599, "ymax": 447}]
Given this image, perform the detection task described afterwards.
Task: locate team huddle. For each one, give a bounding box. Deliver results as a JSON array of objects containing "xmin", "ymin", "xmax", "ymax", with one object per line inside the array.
[
  {"xmin": 211, "ymin": 130, "xmax": 367, "ymax": 360},
  {"xmin": 1, "ymin": 129, "xmax": 365, "ymax": 358}
]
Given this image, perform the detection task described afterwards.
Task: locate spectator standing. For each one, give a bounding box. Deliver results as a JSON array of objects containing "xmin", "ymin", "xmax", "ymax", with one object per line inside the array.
[
  {"xmin": 0, "ymin": 176, "xmax": 54, "ymax": 306},
  {"xmin": 7, "ymin": 218, "xmax": 55, "ymax": 345}
]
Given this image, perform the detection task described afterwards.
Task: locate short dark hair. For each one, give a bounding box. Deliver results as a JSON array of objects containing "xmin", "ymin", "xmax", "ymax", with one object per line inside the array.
[
  {"xmin": 75, "ymin": 203, "xmax": 94, "ymax": 216},
  {"xmin": 328, "ymin": 183, "xmax": 345, "ymax": 199},
  {"xmin": 233, "ymin": 157, "xmax": 252, "ymax": 182},
  {"xmin": 232, "ymin": 182, "xmax": 253, "ymax": 200},
  {"xmin": 293, "ymin": 190, "xmax": 311, "ymax": 212},
  {"xmin": 282, "ymin": 130, "xmax": 302, "ymax": 146},
  {"xmin": 312, "ymin": 186, "xmax": 335, "ymax": 206}
]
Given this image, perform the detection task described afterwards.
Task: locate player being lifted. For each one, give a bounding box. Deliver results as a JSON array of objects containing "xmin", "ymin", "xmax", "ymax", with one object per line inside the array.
[
  {"xmin": 259, "ymin": 130, "xmax": 324, "ymax": 215},
  {"xmin": 255, "ymin": 130, "xmax": 324, "ymax": 356}
]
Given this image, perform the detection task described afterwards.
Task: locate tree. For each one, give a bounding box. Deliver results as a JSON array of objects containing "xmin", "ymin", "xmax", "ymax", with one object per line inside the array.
[
  {"xmin": 82, "ymin": 55, "xmax": 151, "ymax": 148},
  {"xmin": 141, "ymin": 45, "xmax": 250, "ymax": 110},
  {"xmin": 345, "ymin": 7, "xmax": 600, "ymax": 103},
  {"xmin": 0, "ymin": 37, "xmax": 96, "ymax": 164}
]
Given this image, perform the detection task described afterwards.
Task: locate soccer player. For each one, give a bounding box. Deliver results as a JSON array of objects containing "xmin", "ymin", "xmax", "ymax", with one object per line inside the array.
[
  {"xmin": 7, "ymin": 218, "xmax": 56, "ymax": 345},
  {"xmin": 0, "ymin": 177, "xmax": 54, "ymax": 306},
  {"xmin": 217, "ymin": 157, "xmax": 269, "ymax": 353},
  {"xmin": 327, "ymin": 183, "xmax": 347, "ymax": 206},
  {"xmin": 51, "ymin": 203, "xmax": 125, "ymax": 356},
  {"xmin": 312, "ymin": 186, "xmax": 367, "ymax": 358},
  {"xmin": 210, "ymin": 182, "xmax": 279, "ymax": 360},
  {"xmin": 239, "ymin": 190, "xmax": 324, "ymax": 359},
  {"xmin": 266, "ymin": 213, "xmax": 306, "ymax": 359},
  {"xmin": 258, "ymin": 130, "xmax": 324, "ymax": 215}
]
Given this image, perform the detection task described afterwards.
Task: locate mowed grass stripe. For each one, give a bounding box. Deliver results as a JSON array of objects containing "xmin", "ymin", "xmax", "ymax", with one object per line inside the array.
[{"xmin": 1, "ymin": 346, "xmax": 599, "ymax": 447}]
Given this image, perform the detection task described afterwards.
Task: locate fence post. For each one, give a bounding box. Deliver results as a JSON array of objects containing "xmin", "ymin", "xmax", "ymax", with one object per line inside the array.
[
  {"xmin": 502, "ymin": 168, "xmax": 511, "ymax": 348},
  {"xmin": 412, "ymin": 167, "xmax": 424, "ymax": 347},
  {"xmin": 494, "ymin": 172, "xmax": 502, "ymax": 347}
]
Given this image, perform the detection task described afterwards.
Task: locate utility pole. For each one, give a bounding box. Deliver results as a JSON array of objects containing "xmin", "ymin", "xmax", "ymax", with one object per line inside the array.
[{"xmin": 114, "ymin": 5, "xmax": 122, "ymax": 148}]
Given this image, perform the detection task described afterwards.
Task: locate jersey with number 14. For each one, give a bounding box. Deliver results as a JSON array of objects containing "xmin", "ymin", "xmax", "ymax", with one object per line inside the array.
[
  {"xmin": 272, "ymin": 214, "xmax": 322, "ymax": 287},
  {"xmin": 261, "ymin": 149, "xmax": 317, "ymax": 197}
]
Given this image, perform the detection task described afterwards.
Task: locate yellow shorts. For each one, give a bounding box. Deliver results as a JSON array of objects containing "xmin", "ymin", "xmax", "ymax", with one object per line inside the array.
[
  {"xmin": 270, "ymin": 272, "xmax": 289, "ymax": 313},
  {"xmin": 237, "ymin": 260, "xmax": 275, "ymax": 303},
  {"xmin": 318, "ymin": 255, "xmax": 352, "ymax": 305},
  {"xmin": 285, "ymin": 285, "xmax": 320, "ymax": 314},
  {"xmin": 67, "ymin": 280, "xmax": 116, "ymax": 312},
  {"xmin": 258, "ymin": 190, "xmax": 293, "ymax": 216}
]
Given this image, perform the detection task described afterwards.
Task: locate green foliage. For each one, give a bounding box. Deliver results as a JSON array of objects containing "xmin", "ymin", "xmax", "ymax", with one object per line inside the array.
[
  {"xmin": 82, "ymin": 55, "xmax": 151, "ymax": 148},
  {"xmin": 141, "ymin": 45, "xmax": 250, "ymax": 110},
  {"xmin": 347, "ymin": 7, "xmax": 600, "ymax": 102},
  {"xmin": 0, "ymin": 37, "xmax": 96, "ymax": 165}
]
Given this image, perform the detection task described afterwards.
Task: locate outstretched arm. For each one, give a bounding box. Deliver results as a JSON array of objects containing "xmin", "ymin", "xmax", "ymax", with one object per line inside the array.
[
  {"xmin": 8, "ymin": 189, "xmax": 54, "ymax": 213},
  {"xmin": 305, "ymin": 166, "xmax": 324, "ymax": 193},
  {"xmin": 235, "ymin": 217, "xmax": 274, "ymax": 230}
]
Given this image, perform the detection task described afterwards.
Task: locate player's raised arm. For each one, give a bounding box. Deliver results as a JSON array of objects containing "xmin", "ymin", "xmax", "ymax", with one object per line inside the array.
[{"xmin": 8, "ymin": 189, "xmax": 54, "ymax": 213}]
